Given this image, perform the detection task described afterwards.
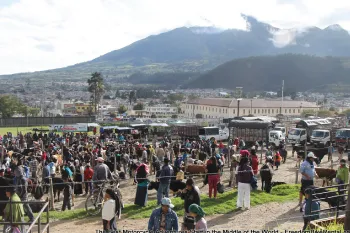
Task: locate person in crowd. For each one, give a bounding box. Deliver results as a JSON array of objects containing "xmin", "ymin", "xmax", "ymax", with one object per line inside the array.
[
  {"xmin": 92, "ymin": 157, "xmax": 112, "ymax": 185},
  {"xmin": 260, "ymin": 157, "xmax": 274, "ymax": 193},
  {"xmin": 336, "ymin": 159, "xmax": 349, "ymax": 202},
  {"xmin": 102, "ymin": 188, "xmax": 118, "ymax": 232},
  {"xmin": 42, "ymin": 161, "xmax": 50, "ymax": 179},
  {"xmin": 229, "ymin": 155, "xmax": 238, "ymax": 188},
  {"xmin": 206, "ymin": 156, "xmax": 220, "ymax": 199},
  {"xmin": 188, "ymin": 204, "xmax": 207, "ymax": 232},
  {"xmin": 62, "ymin": 176, "xmax": 72, "ymax": 211},
  {"xmin": 251, "ymin": 153, "xmax": 259, "ymax": 175},
  {"xmin": 302, "ymin": 188, "xmax": 320, "ymax": 231},
  {"xmin": 157, "ymin": 157, "xmax": 173, "ymax": 205},
  {"xmin": 14, "ymin": 165, "xmax": 34, "ymax": 222},
  {"xmin": 299, "ymin": 152, "xmax": 319, "ymax": 211},
  {"xmin": 3, "ymin": 186, "xmax": 25, "ymax": 233},
  {"xmin": 0, "ymin": 169, "xmax": 9, "ymax": 215},
  {"xmin": 179, "ymin": 178, "xmax": 200, "ymax": 215},
  {"xmin": 236, "ymin": 156, "xmax": 253, "ymax": 210},
  {"xmin": 338, "ymin": 146, "xmax": 344, "ymax": 161},
  {"xmin": 29, "ymin": 157, "xmax": 38, "ymax": 179},
  {"xmin": 148, "ymin": 198, "xmax": 178, "ymax": 231},
  {"xmin": 134, "ymin": 163, "xmax": 149, "ymax": 207},
  {"xmin": 274, "ymin": 151, "xmax": 282, "ymax": 170},
  {"xmin": 84, "ymin": 163, "xmax": 94, "ymax": 195},
  {"xmin": 74, "ymin": 162, "xmax": 83, "ymax": 196}
]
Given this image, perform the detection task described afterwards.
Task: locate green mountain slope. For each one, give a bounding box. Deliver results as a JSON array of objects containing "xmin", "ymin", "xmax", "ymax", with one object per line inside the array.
[{"xmin": 186, "ymin": 54, "xmax": 350, "ymax": 91}]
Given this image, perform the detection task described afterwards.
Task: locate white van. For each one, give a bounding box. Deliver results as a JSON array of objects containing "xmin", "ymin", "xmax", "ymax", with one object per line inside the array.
[{"xmin": 269, "ymin": 130, "xmax": 285, "ymax": 147}]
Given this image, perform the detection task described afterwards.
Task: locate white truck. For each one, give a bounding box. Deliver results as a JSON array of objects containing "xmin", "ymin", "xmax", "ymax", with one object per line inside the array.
[
  {"xmin": 310, "ymin": 129, "xmax": 336, "ymax": 147},
  {"xmin": 269, "ymin": 130, "xmax": 285, "ymax": 147},
  {"xmin": 198, "ymin": 126, "xmax": 229, "ymax": 141},
  {"xmin": 287, "ymin": 128, "xmax": 307, "ymax": 145}
]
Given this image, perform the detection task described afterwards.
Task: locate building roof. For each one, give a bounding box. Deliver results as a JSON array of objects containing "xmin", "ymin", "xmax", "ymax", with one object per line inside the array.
[{"xmin": 187, "ymin": 98, "xmax": 318, "ymax": 108}]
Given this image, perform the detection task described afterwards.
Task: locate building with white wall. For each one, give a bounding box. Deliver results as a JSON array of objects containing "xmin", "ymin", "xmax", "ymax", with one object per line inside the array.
[{"xmin": 184, "ymin": 98, "xmax": 319, "ymax": 119}]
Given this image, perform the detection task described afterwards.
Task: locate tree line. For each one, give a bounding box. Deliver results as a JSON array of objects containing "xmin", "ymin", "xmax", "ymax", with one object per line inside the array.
[{"xmin": 0, "ymin": 95, "xmax": 40, "ymax": 118}]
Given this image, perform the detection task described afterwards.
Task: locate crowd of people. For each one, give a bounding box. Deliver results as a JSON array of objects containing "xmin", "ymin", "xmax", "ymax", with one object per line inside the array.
[{"xmin": 0, "ymin": 129, "xmax": 348, "ymax": 232}]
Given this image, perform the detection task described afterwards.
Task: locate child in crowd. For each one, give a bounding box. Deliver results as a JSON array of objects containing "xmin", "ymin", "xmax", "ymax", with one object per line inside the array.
[{"xmin": 62, "ymin": 177, "xmax": 72, "ymax": 211}]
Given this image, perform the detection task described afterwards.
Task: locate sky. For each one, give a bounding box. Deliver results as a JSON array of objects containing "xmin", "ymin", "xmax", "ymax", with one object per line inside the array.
[{"xmin": 1, "ymin": 0, "xmax": 350, "ymax": 75}]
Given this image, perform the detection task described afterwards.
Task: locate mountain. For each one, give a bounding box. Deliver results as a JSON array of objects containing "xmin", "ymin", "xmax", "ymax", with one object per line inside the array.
[
  {"xmin": 186, "ymin": 54, "xmax": 350, "ymax": 91},
  {"xmin": 3, "ymin": 14, "xmax": 350, "ymax": 82}
]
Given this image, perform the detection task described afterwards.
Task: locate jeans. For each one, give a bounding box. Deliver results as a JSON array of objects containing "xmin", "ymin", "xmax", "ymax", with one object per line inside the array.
[
  {"xmin": 302, "ymin": 217, "xmax": 310, "ymax": 231},
  {"xmin": 103, "ymin": 217, "xmax": 117, "ymax": 232},
  {"xmin": 208, "ymin": 174, "xmax": 219, "ymax": 198},
  {"xmin": 157, "ymin": 183, "xmax": 170, "ymax": 205},
  {"xmin": 237, "ymin": 182, "xmax": 251, "ymax": 209}
]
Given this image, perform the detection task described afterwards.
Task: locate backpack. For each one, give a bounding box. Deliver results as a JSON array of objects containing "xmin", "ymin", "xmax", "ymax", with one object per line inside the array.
[{"xmin": 34, "ymin": 184, "xmax": 44, "ymax": 200}]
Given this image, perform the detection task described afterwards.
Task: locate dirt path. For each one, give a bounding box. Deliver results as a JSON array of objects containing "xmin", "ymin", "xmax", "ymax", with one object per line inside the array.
[{"xmin": 48, "ymin": 201, "xmax": 304, "ymax": 232}]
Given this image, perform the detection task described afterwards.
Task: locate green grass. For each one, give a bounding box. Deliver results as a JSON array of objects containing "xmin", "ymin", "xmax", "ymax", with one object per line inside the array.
[
  {"xmin": 325, "ymin": 222, "xmax": 344, "ymax": 231},
  {"xmin": 32, "ymin": 184, "xmax": 300, "ymax": 222},
  {"xmin": 0, "ymin": 126, "xmax": 49, "ymax": 136}
]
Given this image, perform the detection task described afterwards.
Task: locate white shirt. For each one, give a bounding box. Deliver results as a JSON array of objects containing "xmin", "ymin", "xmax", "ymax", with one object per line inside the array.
[{"xmin": 102, "ymin": 199, "xmax": 115, "ymax": 221}]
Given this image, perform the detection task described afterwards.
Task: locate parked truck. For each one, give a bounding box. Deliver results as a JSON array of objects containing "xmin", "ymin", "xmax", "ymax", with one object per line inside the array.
[{"xmin": 175, "ymin": 125, "xmax": 229, "ymax": 141}]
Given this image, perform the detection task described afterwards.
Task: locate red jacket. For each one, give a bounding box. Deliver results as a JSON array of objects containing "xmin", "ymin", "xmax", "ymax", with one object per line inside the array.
[
  {"xmin": 251, "ymin": 155, "xmax": 259, "ymax": 175},
  {"xmin": 84, "ymin": 168, "xmax": 94, "ymax": 180}
]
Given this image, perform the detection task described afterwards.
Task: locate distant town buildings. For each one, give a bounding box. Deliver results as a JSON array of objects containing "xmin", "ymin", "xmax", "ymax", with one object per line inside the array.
[{"xmin": 185, "ymin": 98, "xmax": 319, "ymax": 118}]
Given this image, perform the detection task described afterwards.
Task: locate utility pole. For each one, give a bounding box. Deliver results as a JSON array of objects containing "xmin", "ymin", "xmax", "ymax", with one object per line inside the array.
[{"xmin": 281, "ymin": 80, "xmax": 284, "ymax": 115}]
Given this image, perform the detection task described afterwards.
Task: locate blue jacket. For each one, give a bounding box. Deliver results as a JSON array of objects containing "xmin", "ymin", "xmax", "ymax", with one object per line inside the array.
[
  {"xmin": 303, "ymin": 198, "xmax": 320, "ymax": 221},
  {"xmin": 159, "ymin": 165, "xmax": 174, "ymax": 184},
  {"xmin": 148, "ymin": 207, "xmax": 178, "ymax": 231}
]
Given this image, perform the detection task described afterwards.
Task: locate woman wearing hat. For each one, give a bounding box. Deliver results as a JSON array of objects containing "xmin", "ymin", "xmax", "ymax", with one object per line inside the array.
[
  {"xmin": 134, "ymin": 163, "xmax": 149, "ymax": 207},
  {"xmin": 3, "ymin": 186, "xmax": 25, "ymax": 233},
  {"xmin": 188, "ymin": 204, "xmax": 207, "ymax": 232}
]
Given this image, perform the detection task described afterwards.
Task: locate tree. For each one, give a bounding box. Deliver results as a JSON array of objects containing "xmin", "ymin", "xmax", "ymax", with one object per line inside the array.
[
  {"xmin": 188, "ymin": 94, "xmax": 199, "ymax": 101},
  {"xmin": 110, "ymin": 112, "xmax": 117, "ymax": 118},
  {"xmin": 0, "ymin": 95, "xmax": 26, "ymax": 118},
  {"xmin": 329, "ymin": 106, "xmax": 336, "ymax": 111},
  {"xmin": 87, "ymin": 72, "xmax": 105, "ymax": 115},
  {"xmin": 171, "ymin": 114, "xmax": 178, "ymax": 119},
  {"xmin": 129, "ymin": 90, "xmax": 137, "ymax": 105},
  {"xmin": 118, "ymin": 105, "xmax": 128, "ymax": 114},
  {"xmin": 151, "ymin": 114, "xmax": 157, "ymax": 118},
  {"xmin": 115, "ymin": 90, "xmax": 121, "ymax": 98},
  {"xmin": 195, "ymin": 114, "xmax": 203, "ymax": 119},
  {"xmin": 301, "ymin": 109, "xmax": 315, "ymax": 117},
  {"xmin": 28, "ymin": 108, "xmax": 40, "ymax": 117},
  {"xmin": 133, "ymin": 103, "xmax": 144, "ymax": 110},
  {"xmin": 167, "ymin": 93, "xmax": 184, "ymax": 103},
  {"xmin": 317, "ymin": 110, "xmax": 333, "ymax": 118}
]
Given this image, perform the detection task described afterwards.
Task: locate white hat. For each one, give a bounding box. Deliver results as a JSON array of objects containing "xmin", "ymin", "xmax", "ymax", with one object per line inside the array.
[
  {"xmin": 95, "ymin": 157, "xmax": 104, "ymax": 162},
  {"xmin": 307, "ymin": 152, "xmax": 317, "ymax": 159},
  {"xmin": 161, "ymin": 198, "xmax": 174, "ymax": 208}
]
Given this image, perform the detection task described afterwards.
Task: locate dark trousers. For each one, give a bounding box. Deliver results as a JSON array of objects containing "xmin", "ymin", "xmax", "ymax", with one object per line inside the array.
[
  {"xmin": 103, "ymin": 217, "xmax": 117, "ymax": 232},
  {"xmin": 62, "ymin": 197, "xmax": 71, "ymax": 211},
  {"xmin": 85, "ymin": 181, "xmax": 92, "ymax": 194},
  {"xmin": 302, "ymin": 217, "xmax": 310, "ymax": 231}
]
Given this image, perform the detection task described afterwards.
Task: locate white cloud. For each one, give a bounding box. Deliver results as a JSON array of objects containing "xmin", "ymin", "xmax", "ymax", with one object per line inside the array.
[{"xmin": 1, "ymin": 0, "xmax": 350, "ymax": 74}]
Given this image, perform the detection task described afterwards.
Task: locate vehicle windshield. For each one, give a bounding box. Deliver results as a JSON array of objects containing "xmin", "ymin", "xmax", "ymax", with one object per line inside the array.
[
  {"xmin": 270, "ymin": 132, "xmax": 278, "ymax": 138},
  {"xmin": 312, "ymin": 131, "xmax": 325, "ymax": 138},
  {"xmin": 289, "ymin": 129, "xmax": 301, "ymax": 136},
  {"xmin": 275, "ymin": 127, "xmax": 285, "ymax": 133},
  {"xmin": 336, "ymin": 130, "xmax": 350, "ymax": 138}
]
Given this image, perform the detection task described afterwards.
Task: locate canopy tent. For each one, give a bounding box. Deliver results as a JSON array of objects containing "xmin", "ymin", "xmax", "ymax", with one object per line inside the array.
[
  {"xmin": 148, "ymin": 123, "xmax": 169, "ymax": 127},
  {"xmin": 103, "ymin": 126, "xmax": 133, "ymax": 130},
  {"xmin": 229, "ymin": 120, "xmax": 274, "ymax": 129},
  {"xmin": 130, "ymin": 124, "xmax": 147, "ymax": 128},
  {"xmin": 86, "ymin": 123, "xmax": 100, "ymax": 127}
]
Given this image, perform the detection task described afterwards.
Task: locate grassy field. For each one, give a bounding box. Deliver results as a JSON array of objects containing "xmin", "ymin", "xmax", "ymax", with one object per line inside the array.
[
  {"xmin": 31, "ymin": 184, "xmax": 300, "ymax": 222},
  {"xmin": 0, "ymin": 126, "xmax": 49, "ymax": 136}
]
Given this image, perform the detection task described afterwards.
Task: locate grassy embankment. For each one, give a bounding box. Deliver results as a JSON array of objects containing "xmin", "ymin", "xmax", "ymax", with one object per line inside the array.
[{"xmin": 32, "ymin": 184, "xmax": 300, "ymax": 222}]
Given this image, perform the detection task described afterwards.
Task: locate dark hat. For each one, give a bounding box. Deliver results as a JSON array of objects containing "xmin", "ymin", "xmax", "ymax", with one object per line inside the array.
[
  {"xmin": 186, "ymin": 178, "xmax": 194, "ymax": 186},
  {"xmin": 6, "ymin": 185, "xmax": 16, "ymax": 193},
  {"xmin": 164, "ymin": 157, "xmax": 169, "ymax": 162}
]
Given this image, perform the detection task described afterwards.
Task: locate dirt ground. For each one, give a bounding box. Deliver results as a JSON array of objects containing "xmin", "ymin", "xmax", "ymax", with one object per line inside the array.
[{"xmin": 48, "ymin": 148, "xmax": 342, "ymax": 232}]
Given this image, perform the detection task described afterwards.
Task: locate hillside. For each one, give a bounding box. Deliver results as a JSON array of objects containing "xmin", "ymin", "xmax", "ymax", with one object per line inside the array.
[
  {"xmin": 186, "ymin": 54, "xmax": 350, "ymax": 91},
  {"xmin": 2, "ymin": 14, "xmax": 350, "ymax": 82}
]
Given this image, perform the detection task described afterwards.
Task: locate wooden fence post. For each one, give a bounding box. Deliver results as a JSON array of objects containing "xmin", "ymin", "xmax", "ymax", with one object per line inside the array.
[
  {"xmin": 49, "ymin": 177, "xmax": 54, "ymax": 210},
  {"xmin": 295, "ymin": 168, "xmax": 299, "ymax": 184},
  {"xmin": 344, "ymin": 182, "xmax": 350, "ymax": 231}
]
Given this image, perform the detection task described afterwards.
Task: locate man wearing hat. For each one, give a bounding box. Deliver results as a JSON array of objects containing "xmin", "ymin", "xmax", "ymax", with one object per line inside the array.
[
  {"xmin": 157, "ymin": 157, "xmax": 174, "ymax": 205},
  {"xmin": 148, "ymin": 197, "xmax": 178, "ymax": 231},
  {"xmin": 92, "ymin": 157, "xmax": 112, "ymax": 185},
  {"xmin": 299, "ymin": 152, "xmax": 319, "ymax": 210}
]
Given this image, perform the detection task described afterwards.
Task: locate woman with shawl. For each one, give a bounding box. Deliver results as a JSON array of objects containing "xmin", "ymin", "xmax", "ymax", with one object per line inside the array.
[
  {"xmin": 188, "ymin": 204, "xmax": 207, "ymax": 232},
  {"xmin": 134, "ymin": 163, "xmax": 149, "ymax": 207}
]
